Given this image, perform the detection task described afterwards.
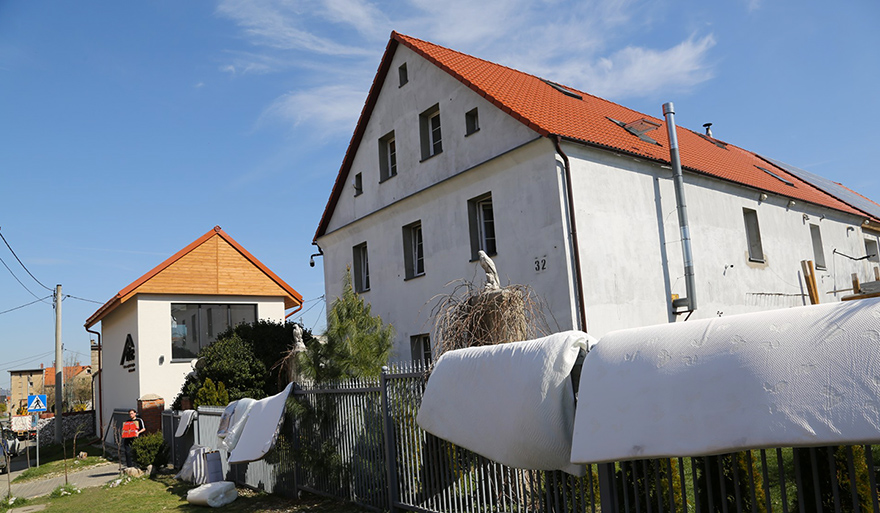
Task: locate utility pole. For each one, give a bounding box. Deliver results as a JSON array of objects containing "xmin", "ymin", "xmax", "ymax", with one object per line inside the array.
[{"xmin": 54, "ymin": 284, "xmax": 63, "ymax": 444}]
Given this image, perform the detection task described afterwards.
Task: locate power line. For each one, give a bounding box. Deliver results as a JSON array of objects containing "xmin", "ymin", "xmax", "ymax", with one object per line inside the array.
[
  {"xmin": 62, "ymin": 294, "xmax": 103, "ymax": 305},
  {"xmin": 0, "ymin": 254, "xmax": 51, "ymax": 304},
  {"xmin": 0, "ymin": 228, "xmax": 53, "ymax": 291},
  {"xmin": 0, "ymin": 295, "xmax": 53, "ymax": 316}
]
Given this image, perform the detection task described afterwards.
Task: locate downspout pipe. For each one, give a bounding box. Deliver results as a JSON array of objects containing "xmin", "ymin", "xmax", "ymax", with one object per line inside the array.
[
  {"xmin": 662, "ymin": 102, "xmax": 697, "ymax": 313},
  {"xmin": 85, "ymin": 327, "xmax": 104, "ymax": 438},
  {"xmin": 553, "ymin": 135, "xmax": 589, "ymax": 332}
]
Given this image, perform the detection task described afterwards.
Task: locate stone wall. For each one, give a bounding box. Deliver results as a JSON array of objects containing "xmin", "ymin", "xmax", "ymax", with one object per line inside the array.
[{"xmin": 35, "ymin": 411, "xmax": 96, "ymax": 447}]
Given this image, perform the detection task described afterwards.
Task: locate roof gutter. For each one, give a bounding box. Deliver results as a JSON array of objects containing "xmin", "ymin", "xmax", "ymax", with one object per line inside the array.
[
  {"xmin": 85, "ymin": 327, "xmax": 104, "ymax": 438},
  {"xmin": 662, "ymin": 102, "xmax": 697, "ymax": 314},
  {"xmin": 553, "ymin": 135, "xmax": 588, "ymax": 332}
]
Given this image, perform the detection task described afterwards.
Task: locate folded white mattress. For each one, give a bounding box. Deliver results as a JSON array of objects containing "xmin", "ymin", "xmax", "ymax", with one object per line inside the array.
[
  {"xmin": 570, "ymin": 298, "xmax": 880, "ymax": 464},
  {"xmin": 417, "ymin": 330, "xmax": 592, "ymax": 475},
  {"xmin": 227, "ymin": 383, "xmax": 292, "ymax": 464},
  {"xmin": 187, "ymin": 481, "xmax": 238, "ymax": 507}
]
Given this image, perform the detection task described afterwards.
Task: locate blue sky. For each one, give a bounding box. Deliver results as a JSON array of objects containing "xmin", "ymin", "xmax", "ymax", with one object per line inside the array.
[{"xmin": 1, "ymin": 0, "xmax": 878, "ymax": 388}]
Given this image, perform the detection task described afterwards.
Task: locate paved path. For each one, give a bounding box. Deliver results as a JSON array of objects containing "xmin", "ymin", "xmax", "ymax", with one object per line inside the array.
[{"xmin": 3, "ymin": 455, "xmax": 121, "ymax": 500}]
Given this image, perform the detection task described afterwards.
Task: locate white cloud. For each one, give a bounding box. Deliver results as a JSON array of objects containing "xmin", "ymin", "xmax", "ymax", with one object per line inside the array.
[{"xmin": 259, "ymin": 85, "xmax": 368, "ymax": 138}]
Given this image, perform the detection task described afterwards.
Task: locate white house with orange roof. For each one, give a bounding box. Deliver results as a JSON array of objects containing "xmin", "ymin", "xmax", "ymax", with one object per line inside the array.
[
  {"xmin": 85, "ymin": 226, "xmax": 302, "ymax": 437},
  {"xmin": 314, "ymin": 32, "xmax": 880, "ymax": 364}
]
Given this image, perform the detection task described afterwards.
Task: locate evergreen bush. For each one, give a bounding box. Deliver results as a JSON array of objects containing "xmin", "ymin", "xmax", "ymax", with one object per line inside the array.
[{"xmin": 132, "ymin": 432, "xmax": 169, "ymax": 469}]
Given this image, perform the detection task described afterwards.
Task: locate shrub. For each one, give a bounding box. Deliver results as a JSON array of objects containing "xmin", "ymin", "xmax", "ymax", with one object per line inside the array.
[
  {"xmin": 194, "ymin": 378, "xmax": 229, "ymax": 409},
  {"xmin": 132, "ymin": 432, "xmax": 169, "ymax": 469}
]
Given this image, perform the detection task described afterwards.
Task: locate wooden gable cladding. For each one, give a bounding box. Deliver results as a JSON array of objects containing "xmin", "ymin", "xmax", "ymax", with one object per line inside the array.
[{"xmin": 86, "ymin": 226, "xmax": 302, "ymax": 328}]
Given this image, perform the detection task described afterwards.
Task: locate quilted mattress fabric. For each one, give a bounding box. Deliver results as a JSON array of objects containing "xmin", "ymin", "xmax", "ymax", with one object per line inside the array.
[
  {"xmin": 417, "ymin": 330, "xmax": 591, "ymax": 475},
  {"xmin": 570, "ymin": 298, "xmax": 880, "ymax": 464},
  {"xmin": 227, "ymin": 383, "xmax": 292, "ymax": 464}
]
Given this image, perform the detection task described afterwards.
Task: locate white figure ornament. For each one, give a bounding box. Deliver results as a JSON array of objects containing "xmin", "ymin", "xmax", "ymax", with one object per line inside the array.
[{"xmin": 479, "ymin": 250, "xmax": 501, "ymax": 292}]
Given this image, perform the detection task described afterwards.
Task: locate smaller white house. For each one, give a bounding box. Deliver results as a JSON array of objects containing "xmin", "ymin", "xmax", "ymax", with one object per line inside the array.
[{"xmin": 84, "ymin": 226, "xmax": 303, "ymax": 437}]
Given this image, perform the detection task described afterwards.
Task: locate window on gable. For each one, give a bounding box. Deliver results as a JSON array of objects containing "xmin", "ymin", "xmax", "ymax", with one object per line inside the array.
[
  {"xmin": 419, "ymin": 104, "xmax": 442, "ymax": 160},
  {"xmin": 743, "ymin": 208, "xmax": 764, "ymax": 263},
  {"xmin": 410, "ymin": 334, "xmax": 432, "ymax": 365},
  {"xmin": 865, "ymin": 238, "xmax": 879, "ymax": 263},
  {"xmin": 402, "ymin": 221, "xmax": 425, "ymax": 279},
  {"xmin": 465, "ymin": 108, "xmax": 479, "ymax": 135},
  {"xmin": 379, "ymin": 131, "xmax": 397, "ymax": 182},
  {"xmin": 810, "ymin": 224, "xmax": 826, "ymax": 270},
  {"xmin": 468, "ymin": 193, "xmax": 497, "ymax": 260},
  {"xmin": 353, "ymin": 172, "xmax": 363, "ymax": 196},
  {"xmin": 171, "ymin": 303, "xmax": 256, "ymax": 360},
  {"xmin": 398, "ymin": 63, "xmax": 408, "ymax": 87},
  {"xmin": 353, "ymin": 242, "xmax": 370, "ymax": 292}
]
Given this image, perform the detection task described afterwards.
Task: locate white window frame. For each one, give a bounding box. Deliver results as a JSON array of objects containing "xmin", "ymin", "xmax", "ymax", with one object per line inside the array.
[
  {"xmin": 810, "ymin": 224, "xmax": 826, "ymax": 270},
  {"xmin": 410, "ymin": 334, "xmax": 432, "ymax": 365},
  {"xmin": 866, "ymin": 238, "xmax": 879, "ymax": 263},
  {"xmin": 379, "ymin": 131, "xmax": 397, "ymax": 182},
  {"xmin": 403, "ymin": 221, "xmax": 425, "ymax": 279},
  {"xmin": 465, "ymin": 107, "xmax": 479, "ymax": 135},
  {"xmin": 353, "ymin": 242, "xmax": 370, "ymax": 292},
  {"xmin": 468, "ymin": 193, "xmax": 497, "ymax": 260},
  {"xmin": 419, "ymin": 104, "xmax": 442, "ymax": 160},
  {"xmin": 743, "ymin": 208, "xmax": 764, "ymax": 263}
]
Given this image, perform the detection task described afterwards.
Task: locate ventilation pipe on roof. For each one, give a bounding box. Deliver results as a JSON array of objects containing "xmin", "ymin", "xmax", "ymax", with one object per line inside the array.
[
  {"xmin": 703, "ymin": 123, "xmax": 713, "ymax": 137},
  {"xmin": 663, "ymin": 103, "xmax": 697, "ymax": 314}
]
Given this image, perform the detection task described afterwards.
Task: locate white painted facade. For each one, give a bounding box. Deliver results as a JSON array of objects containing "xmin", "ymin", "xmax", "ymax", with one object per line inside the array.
[
  {"xmin": 98, "ymin": 294, "xmax": 285, "ymax": 435},
  {"xmin": 317, "ymin": 45, "xmax": 880, "ymax": 363}
]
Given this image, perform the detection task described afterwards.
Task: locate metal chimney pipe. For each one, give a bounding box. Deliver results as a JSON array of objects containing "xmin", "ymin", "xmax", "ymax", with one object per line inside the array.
[{"xmin": 663, "ymin": 102, "xmax": 697, "ymax": 313}]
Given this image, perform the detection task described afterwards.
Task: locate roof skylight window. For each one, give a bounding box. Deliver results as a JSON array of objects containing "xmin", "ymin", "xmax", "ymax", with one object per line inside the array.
[
  {"xmin": 542, "ymin": 79, "xmax": 583, "ymax": 100},
  {"xmin": 755, "ymin": 165, "xmax": 794, "ymax": 186},
  {"xmin": 698, "ymin": 133, "xmax": 728, "ymax": 149},
  {"xmin": 607, "ymin": 117, "xmax": 662, "ymax": 145}
]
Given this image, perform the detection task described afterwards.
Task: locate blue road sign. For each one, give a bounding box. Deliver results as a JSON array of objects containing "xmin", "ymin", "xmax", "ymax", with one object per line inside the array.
[{"xmin": 28, "ymin": 394, "xmax": 47, "ymax": 412}]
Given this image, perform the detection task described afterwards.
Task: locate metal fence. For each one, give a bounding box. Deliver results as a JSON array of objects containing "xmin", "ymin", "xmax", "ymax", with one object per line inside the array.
[{"xmin": 164, "ymin": 362, "xmax": 880, "ymax": 512}]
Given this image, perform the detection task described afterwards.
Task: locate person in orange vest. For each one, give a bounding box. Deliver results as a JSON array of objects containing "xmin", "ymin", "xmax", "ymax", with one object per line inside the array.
[{"xmin": 121, "ymin": 408, "xmax": 146, "ymax": 468}]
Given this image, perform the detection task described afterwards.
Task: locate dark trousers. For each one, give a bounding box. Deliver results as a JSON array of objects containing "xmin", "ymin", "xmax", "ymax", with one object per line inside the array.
[{"xmin": 122, "ymin": 438, "xmax": 134, "ymax": 467}]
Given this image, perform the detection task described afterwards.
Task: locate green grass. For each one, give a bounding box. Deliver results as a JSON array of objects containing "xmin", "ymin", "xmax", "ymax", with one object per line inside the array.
[
  {"xmin": 4, "ymin": 474, "xmax": 369, "ymax": 512},
  {"xmin": 12, "ymin": 439, "xmax": 107, "ymax": 484}
]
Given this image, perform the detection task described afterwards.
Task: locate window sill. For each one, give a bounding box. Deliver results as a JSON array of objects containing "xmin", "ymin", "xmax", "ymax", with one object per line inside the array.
[
  {"xmin": 379, "ymin": 174, "xmax": 397, "ymax": 184},
  {"xmin": 419, "ymin": 150, "xmax": 443, "ymax": 163},
  {"xmin": 404, "ymin": 273, "xmax": 426, "ymax": 282},
  {"xmin": 748, "ymin": 257, "xmax": 765, "ymax": 264},
  {"xmin": 469, "ymin": 251, "xmax": 498, "ymax": 262},
  {"xmin": 465, "ymin": 128, "xmax": 481, "ymax": 137},
  {"xmin": 355, "ymin": 288, "xmax": 370, "ymax": 293}
]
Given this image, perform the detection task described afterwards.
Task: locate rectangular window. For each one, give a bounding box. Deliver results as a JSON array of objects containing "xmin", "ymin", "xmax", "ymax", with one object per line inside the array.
[
  {"xmin": 171, "ymin": 303, "xmax": 256, "ymax": 360},
  {"xmin": 353, "ymin": 172, "xmax": 363, "ymax": 196},
  {"xmin": 468, "ymin": 193, "xmax": 497, "ymax": 260},
  {"xmin": 353, "ymin": 242, "xmax": 370, "ymax": 292},
  {"xmin": 379, "ymin": 131, "xmax": 397, "ymax": 181},
  {"xmin": 402, "ymin": 221, "xmax": 425, "ymax": 279},
  {"xmin": 809, "ymin": 224, "xmax": 826, "ymax": 270},
  {"xmin": 410, "ymin": 334, "xmax": 432, "ymax": 365},
  {"xmin": 742, "ymin": 208, "xmax": 764, "ymax": 263},
  {"xmin": 866, "ymin": 238, "xmax": 879, "ymax": 263},
  {"xmin": 398, "ymin": 63, "xmax": 408, "ymax": 87},
  {"xmin": 465, "ymin": 108, "xmax": 479, "ymax": 135},
  {"xmin": 419, "ymin": 104, "xmax": 442, "ymax": 160}
]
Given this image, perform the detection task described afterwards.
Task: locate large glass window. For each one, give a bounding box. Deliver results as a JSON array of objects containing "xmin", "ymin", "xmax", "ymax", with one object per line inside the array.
[{"xmin": 171, "ymin": 303, "xmax": 256, "ymax": 360}]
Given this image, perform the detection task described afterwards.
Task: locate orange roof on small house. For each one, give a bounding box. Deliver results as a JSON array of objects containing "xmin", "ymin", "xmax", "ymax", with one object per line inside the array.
[
  {"xmin": 85, "ymin": 226, "xmax": 303, "ymax": 328},
  {"xmin": 314, "ymin": 32, "xmax": 877, "ymax": 240},
  {"xmin": 44, "ymin": 366, "xmax": 89, "ymax": 387}
]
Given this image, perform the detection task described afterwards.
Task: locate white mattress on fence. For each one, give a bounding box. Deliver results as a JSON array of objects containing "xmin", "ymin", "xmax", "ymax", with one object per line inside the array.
[
  {"xmin": 227, "ymin": 383, "xmax": 292, "ymax": 464},
  {"xmin": 417, "ymin": 330, "xmax": 593, "ymax": 475},
  {"xmin": 570, "ymin": 297, "xmax": 880, "ymax": 464}
]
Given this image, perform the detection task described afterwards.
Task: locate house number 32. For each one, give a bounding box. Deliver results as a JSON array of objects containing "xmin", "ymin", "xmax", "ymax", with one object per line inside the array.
[{"xmin": 534, "ymin": 258, "xmax": 547, "ymax": 271}]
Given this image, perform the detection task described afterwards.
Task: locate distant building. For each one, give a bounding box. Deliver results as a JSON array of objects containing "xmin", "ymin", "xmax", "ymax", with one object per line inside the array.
[
  {"xmin": 314, "ymin": 32, "xmax": 880, "ymax": 363},
  {"xmin": 8, "ymin": 366, "xmax": 45, "ymax": 414},
  {"xmin": 85, "ymin": 226, "xmax": 303, "ymax": 438}
]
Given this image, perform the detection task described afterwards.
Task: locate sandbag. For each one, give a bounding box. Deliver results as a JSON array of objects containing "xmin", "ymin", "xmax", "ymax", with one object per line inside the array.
[
  {"xmin": 186, "ymin": 481, "xmax": 238, "ymax": 507},
  {"xmin": 417, "ymin": 331, "xmax": 592, "ymax": 475},
  {"xmin": 570, "ymin": 298, "xmax": 880, "ymax": 464}
]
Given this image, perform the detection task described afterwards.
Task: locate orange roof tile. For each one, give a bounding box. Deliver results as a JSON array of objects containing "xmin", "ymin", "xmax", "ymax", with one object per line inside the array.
[
  {"xmin": 85, "ymin": 226, "xmax": 303, "ymax": 328},
  {"xmin": 314, "ymin": 32, "xmax": 877, "ymax": 240},
  {"xmin": 44, "ymin": 366, "xmax": 89, "ymax": 387}
]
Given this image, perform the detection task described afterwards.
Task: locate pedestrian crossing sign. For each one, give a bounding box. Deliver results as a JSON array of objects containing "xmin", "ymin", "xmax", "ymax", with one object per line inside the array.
[{"xmin": 28, "ymin": 394, "xmax": 47, "ymax": 412}]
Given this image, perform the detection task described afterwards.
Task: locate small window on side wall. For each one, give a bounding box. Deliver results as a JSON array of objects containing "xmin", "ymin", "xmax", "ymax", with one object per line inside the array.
[
  {"xmin": 742, "ymin": 208, "xmax": 764, "ymax": 263},
  {"xmin": 353, "ymin": 242, "xmax": 370, "ymax": 292},
  {"xmin": 379, "ymin": 131, "xmax": 397, "ymax": 182},
  {"xmin": 353, "ymin": 172, "xmax": 363, "ymax": 196},
  {"xmin": 410, "ymin": 334, "xmax": 431, "ymax": 365},
  {"xmin": 402, "ymin": 221, "xmax": 425, "ymax": 279},
  {"xmin": 465, "ymin": 108, "xmax": 479, "ymax": 135},
  {"xmin": 865, "ymin": 238, "xmax": 879, "ymax": 263},
  {"xmin": 398, "ymin": 63, "xmax": 408, "ymax": 87},
  {"xmin": 419, "ymin": 104, "xmax": 442, "ymax": 160},
  {"xmin": 468, "ymin": 193, "xmax": 497, "ymax": 260},
  {"xmin": 810, "ymin": 224, "xmax": 826, "ymax": 270}
]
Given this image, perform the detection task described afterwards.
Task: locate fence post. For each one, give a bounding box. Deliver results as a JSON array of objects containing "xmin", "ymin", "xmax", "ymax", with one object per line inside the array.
[
  {"xmin": 597, "ymin": 462, "xmax": 617, "ymax": 513},
  {"xmin": 380, "ymin": 366, "xmax": 400, "ymax": 513}
]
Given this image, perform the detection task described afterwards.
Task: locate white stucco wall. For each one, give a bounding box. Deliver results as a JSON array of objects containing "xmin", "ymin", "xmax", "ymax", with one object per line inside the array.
[{"xmin": 98, "ymin": 294, "xmax": 286, "ymax": 429}]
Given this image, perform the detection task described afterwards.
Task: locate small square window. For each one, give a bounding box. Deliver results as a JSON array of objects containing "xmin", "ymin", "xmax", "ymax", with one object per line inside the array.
[
  {"xmin": 353, "ymin": 172, "xmax": 363, "ymax": 196},
  {"xmin": 419, "ymin": 104, "xmax": 442, "ymax": 160},
  {"xmin": 468, "ymin": 193, "xmax": 496, "ymax": 260},
  {"xmin": 865, "ymin": 238, "xmax": 879, "ymax": 263},
  {"xmin": 410, "ymin": 334, "xmax": 432, "ymax": 365},
  {"xmin": 810, "ymin": 224, "xmax": 826, "ymax": 270},
  {"xmin": 402, "ymin": 221, "xmax": 425, "ymax": 279},
  {"xmin": 353, "ymin": 242, "xmax": 370, "ymax": 292},
  {"xmin": 379, "ymin": 131, "xmax": 397, "ymax": 182},
  {"xmin": 743, "ymin": 208, "xmax": 764, "ymax": 263},
  {"xmin": 398, "ymin": 63, "xmax": 408, "ymax": 87},
  {"xmin": 465, "ymin": 108, "xmax": 479, "ymax": 135}
]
